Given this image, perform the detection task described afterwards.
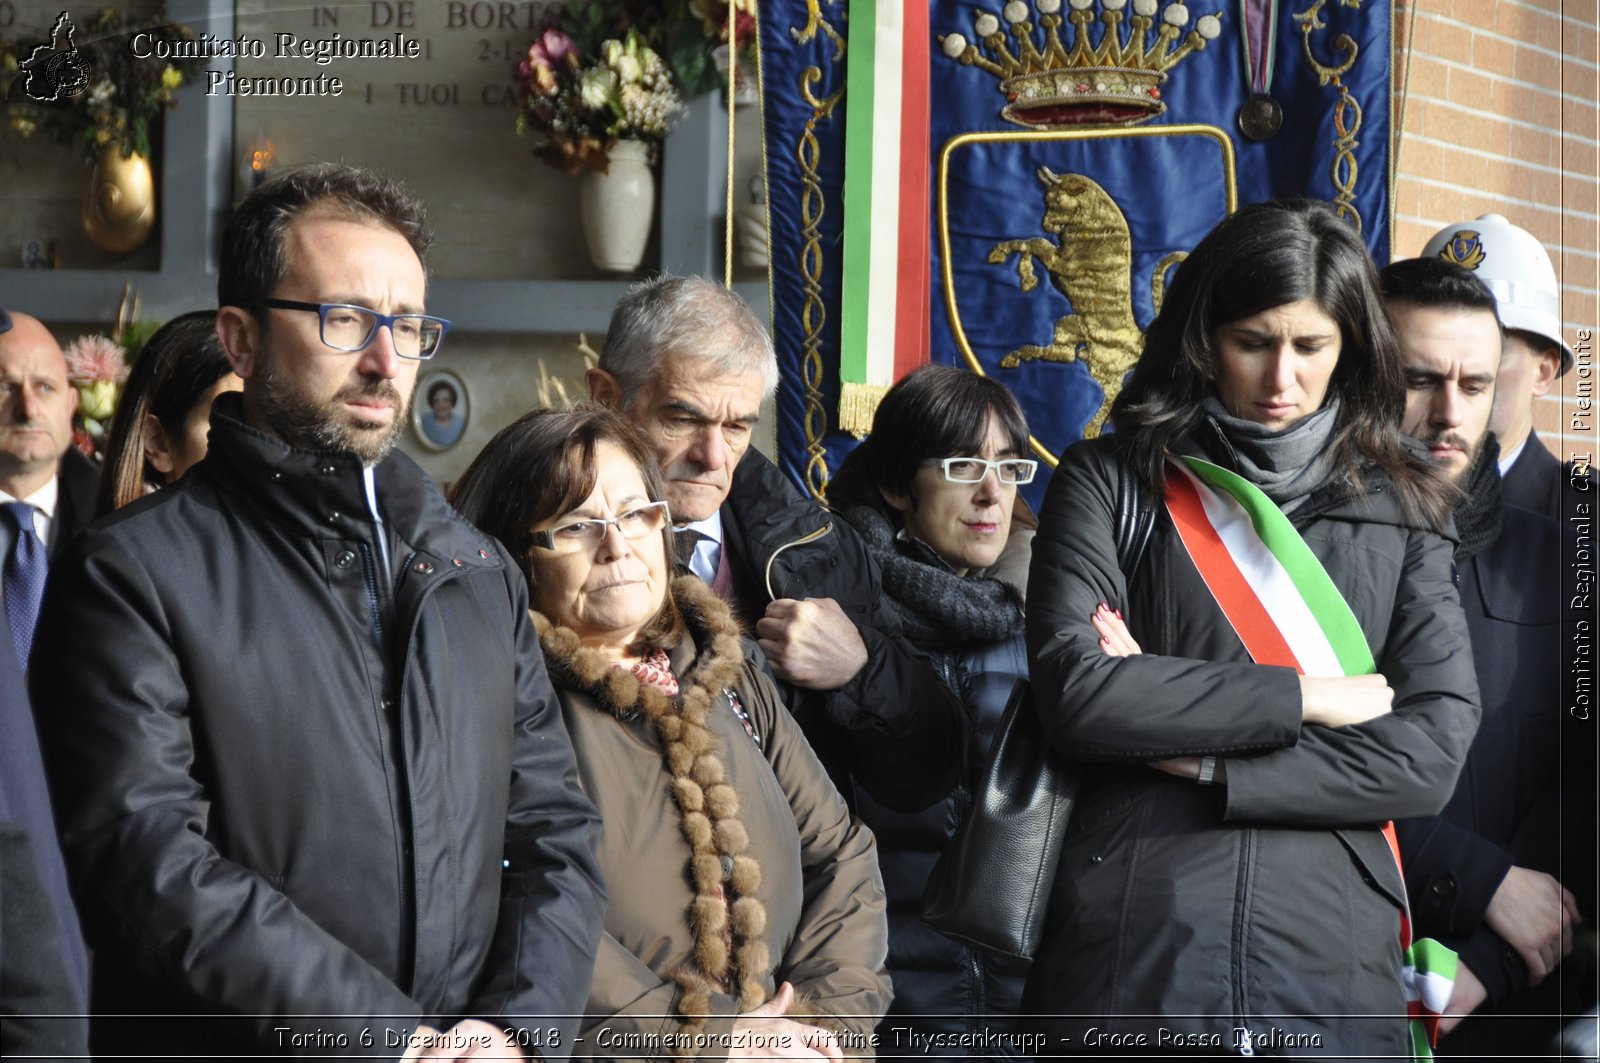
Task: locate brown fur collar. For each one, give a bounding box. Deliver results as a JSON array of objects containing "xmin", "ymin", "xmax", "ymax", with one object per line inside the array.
[{"xmin": 533, "ymin": 576, "xmax": 771, "ymax": 1030}]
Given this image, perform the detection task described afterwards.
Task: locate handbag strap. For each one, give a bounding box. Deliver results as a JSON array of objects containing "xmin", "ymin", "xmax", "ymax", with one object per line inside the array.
[{"xmin": 1113, "ymin": 463, "xmax": 1156, "ymax": 578}]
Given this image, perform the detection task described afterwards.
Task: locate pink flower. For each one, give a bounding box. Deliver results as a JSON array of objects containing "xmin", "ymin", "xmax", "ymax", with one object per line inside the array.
[
  {"xmin": 530, "ymin": 29, "xmax": 573, "ymax": 68},
  {"xmin": 525, "ymin": 29, "xmax": 575, "ymax": 97},
  {"xmin": 63, "ymin": 334, "xmax": 129, "ymax": 386}
]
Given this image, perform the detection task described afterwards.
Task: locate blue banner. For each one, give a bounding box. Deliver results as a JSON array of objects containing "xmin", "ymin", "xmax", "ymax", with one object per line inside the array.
[{"xmin": 761, "ymin": 0, "xmax": 1393, "ymax": 506}]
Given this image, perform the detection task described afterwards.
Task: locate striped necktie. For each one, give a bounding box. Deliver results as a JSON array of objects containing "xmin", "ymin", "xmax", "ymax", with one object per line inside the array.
[{"xmin": 3, "ymin": 502, "xmax": 47, "ymax": 669}]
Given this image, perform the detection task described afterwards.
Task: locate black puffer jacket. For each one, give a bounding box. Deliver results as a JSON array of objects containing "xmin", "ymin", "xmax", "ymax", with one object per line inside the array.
[
  {"xmin": 720, "ymin": 450, "xmax": 967, "ymax": 812},
  {"xmin": 1023, "ymin": 433, "xmax": 1480, "ymax": 1057},
  {"xmin": 829, "ymin": 453, "xmax": 1030, "ymax": 1056},
  {"xmin": 32, "ymin": 396, "xmax": 607, "ymax": 1058}
]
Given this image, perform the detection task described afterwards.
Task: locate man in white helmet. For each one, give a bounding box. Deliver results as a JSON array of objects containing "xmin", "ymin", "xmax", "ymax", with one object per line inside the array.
[
  {"xmin": 1421, "ymin": 215, "xmax": 1581, "ymax": 517},
  {"xmin": 1419, "ymin": 216, "xmax": 1598, "ymax": 1052}
]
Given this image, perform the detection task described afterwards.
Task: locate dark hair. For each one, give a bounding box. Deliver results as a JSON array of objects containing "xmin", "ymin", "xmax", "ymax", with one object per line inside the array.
[
  {"xmin": 95, "ymin": 311, "xmax": 232, "ymax": 516},
  {"xmin": 427, "ymin": 381, "xmax": 458, "ymax": 406},
  {"xmin": 1110, "ymin": 199, "xmax": 1450, "ymax": 526},
  {"xmin": 450, "ymin": 404, "xmax": 682, "ymax": 652},
  {"xmin": 862, "ymin": 364, "xmax": 1031, "ymax": 501},
  {"xmin": 218, "ymin": 163, "xmax": 432, "ymax": 310},
  {"xmin": 1379, "ymin": 257, "xmax": 1501, "ymax": 319}
]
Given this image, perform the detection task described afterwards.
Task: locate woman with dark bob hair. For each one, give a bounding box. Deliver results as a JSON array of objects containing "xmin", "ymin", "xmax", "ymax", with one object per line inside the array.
[
  {"xmin": 451, "ymin": 405, "xmax": 889, "ymax": 1062},
  {"xmin": 95, "ymin": 310, "xmax": 240, "ymax": 515},
  {"xmin": 1023, "ymin": 200, "xmax": 1479, "ymax": 1054},
  {"xmin": 827, "ymin": 363, "xmax": 1035, "ymax": 1054}
]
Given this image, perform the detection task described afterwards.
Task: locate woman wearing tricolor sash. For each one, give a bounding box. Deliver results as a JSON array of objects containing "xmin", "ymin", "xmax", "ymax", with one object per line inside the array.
[{"xmin": 1022, "ymin": 200, "xmax": 1481, "ymax": 1058}]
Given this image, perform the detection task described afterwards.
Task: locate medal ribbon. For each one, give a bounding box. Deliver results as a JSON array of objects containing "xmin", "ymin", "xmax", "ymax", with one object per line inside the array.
[
  {"xmin": 1236, "ymin": 0, "xmax": 1278, "ymax": 97},
  {"xmin": 1164, "ymin": 456, "xmax": 1455, "ymax": 1060}
]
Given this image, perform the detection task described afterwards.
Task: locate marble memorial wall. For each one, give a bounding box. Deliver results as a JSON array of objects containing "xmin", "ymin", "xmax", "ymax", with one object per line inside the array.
[{"xmin": 0, "ymin": 0, "xmax": 662, "ymax": 483}]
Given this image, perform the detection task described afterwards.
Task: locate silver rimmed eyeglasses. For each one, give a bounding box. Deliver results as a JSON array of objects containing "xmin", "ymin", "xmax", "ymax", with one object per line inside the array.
[
  {"xmin": 531, "ymin": 500, "xmax": 672, "ymax": 553},
  {"xmin": 923, "ymin": 457, "xmax": 1039, "ymax": 485},
  {"xmin": 259, "ymin": 298, "xmax": 451, "ymax": 360}
]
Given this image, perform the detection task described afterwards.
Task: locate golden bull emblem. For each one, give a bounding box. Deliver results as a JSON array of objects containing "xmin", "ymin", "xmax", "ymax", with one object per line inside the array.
[{"xmin": 988, "ymin": 168, "xmax": 1182, "ymax": 437}]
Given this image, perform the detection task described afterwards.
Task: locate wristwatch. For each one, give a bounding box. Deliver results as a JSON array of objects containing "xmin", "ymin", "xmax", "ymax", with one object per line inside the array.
[{"xmin": 1197, "ymin": 756, "xmax": 1218, "ymax": 786}]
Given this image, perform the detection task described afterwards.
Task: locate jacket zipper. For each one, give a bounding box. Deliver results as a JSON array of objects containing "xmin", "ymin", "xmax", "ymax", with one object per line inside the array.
[
  {"xmin": 359, "ymin": 542, "xmax": 388, "ymax": 649},
  {"xmin": 390, "ymin": 550, "xmax": 477, "ymax": 994},
  {"xmin": 965, "ymin": 947, "xmax": 986, "ymax": 1044},
  {"xmin": 358, "ymin": 540, "xmax": 416, "ymax": 987},
  {"xmin": 1232, "ymin": 829, "xmax": 1256, "ymax": 1054}
]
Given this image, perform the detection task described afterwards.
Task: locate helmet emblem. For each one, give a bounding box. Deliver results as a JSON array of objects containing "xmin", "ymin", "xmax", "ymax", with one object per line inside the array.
[{"xmin": 1438, "ymin": 230, "xmax": 1486, "ymax": 270}]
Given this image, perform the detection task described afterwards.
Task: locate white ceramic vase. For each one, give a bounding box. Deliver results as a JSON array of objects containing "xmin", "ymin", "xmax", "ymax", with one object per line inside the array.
[{"xmin": 580, "ymin": 139, "xmax": 655, "ymax": 273}]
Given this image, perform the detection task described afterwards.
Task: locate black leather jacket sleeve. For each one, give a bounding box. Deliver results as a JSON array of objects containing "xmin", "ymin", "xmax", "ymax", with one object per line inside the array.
[
  {"xmin": 461, "ymin": 568, "xmax": 607, "ymax": 1045},
  {"xmin": 33, "ymin": 534, "xmax": 423, "ymax": 1053}
]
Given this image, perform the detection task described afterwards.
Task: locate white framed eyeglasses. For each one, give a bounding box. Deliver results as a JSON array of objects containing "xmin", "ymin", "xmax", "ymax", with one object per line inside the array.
[
  {"xmin": 924, "ymin": 457, "xmax": 1038, "ymax": 485},
  {"xmin": 530, "ymin": 500, "xmax": 672, "ymax": 553}
]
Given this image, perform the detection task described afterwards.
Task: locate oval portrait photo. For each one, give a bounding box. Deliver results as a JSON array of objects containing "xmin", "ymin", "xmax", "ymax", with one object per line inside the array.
[{"xmin": 413, "ymin": 370, "xmax": 469, "ymax": 451}]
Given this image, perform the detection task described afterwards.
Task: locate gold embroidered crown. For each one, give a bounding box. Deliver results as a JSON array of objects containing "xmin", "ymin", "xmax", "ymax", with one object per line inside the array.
[{"xmin": 941, "ymin": 0, "xmax": 1224, "ymax": 128}]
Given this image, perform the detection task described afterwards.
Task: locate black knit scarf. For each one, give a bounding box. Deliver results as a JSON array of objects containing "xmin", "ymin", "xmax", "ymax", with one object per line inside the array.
[
  {"xmin": 840, "ymin": 503, "xmax": 1025, "ymax": 647},
  {"xmin": 1451, "ymin": 434, "xmax": 1503, "ymax": 562}
]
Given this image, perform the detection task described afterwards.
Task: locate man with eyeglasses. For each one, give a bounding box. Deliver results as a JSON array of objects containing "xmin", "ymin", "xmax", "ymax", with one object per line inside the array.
[
  {"xmin": 30, "ymin": 164, "xmax": 606, "ymax": 1061},
  {"xmin": 589, "ymin": 275, "xmax": 966, "ymax": 815}
]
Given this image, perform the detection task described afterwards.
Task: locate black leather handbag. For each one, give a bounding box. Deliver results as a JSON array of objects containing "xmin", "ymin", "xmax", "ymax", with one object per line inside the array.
[
  {"xmin": 919, "ymin": 467, "xmax": 1155, "ymax": 959},
  {"xmin": 919, "ymin": 678, "xmax": 1073, "ymax": 959}
]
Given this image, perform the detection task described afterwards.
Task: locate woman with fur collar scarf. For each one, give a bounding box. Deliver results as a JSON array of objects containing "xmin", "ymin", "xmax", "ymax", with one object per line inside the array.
[
  {"xmin": 452, "ymin": 406, "xmax": 889, "ymax": 1062},
  {"xmin": 827, "ymin": 365, "xmax": 1037, "ymax": 1057}
]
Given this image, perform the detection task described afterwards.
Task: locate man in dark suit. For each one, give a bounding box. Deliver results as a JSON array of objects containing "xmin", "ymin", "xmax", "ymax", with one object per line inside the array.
[
  {"xmin": 0, "ymin": 606, "xmax": 87, "ymax": 1055},
  {"xmin": 0, "ymin": 306, "xmax": 97, "ymax": 559},
  {"xmin": 1419, "ymin": 215, "xmax": 1584, "ymax": 517},
  {"xmin": 1385, "ymin": 258, "xmax": 1592, "ymax": 1055},
  {"xmin": 0, "ymin": 311, "xmax": 89, "ymax": 1060}
]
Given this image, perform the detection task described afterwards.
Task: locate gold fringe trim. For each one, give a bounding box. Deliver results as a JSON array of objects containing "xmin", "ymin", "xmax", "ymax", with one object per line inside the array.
[{"xmin": 837, "ymin": 381, "xmax": 889, "ymax": 439}]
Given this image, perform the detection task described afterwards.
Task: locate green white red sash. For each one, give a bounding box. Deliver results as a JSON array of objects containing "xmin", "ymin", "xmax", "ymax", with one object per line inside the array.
[{"xmin": 1164, "ymin": 455, "xmax": 1457, "ymax": 1059}]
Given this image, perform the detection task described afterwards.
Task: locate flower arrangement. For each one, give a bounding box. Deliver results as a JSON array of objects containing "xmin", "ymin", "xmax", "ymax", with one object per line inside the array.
[
  {"xmin": 63, "ymin": 334, "xmax": 130, "ymax": 458},
  {"xmin": 670, "ymin": 0, "xmax": 757, "ymax": 97},
  {"xmin": 1, "ymin": 7, "xmax": 207, "ymax": 164},
  {"xmin": 514, "ymin": 5, "xmax": 685, "ymax": 176}
]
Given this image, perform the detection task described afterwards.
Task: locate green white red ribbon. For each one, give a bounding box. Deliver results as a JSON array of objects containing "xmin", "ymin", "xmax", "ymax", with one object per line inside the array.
[
  {"xmin": 1164, "ymin": 455, "xmax": 1456, "ymax": 1059},
  {"xmin": 838, "ymin": 0, "xmax": 930, "ymax": 435}
]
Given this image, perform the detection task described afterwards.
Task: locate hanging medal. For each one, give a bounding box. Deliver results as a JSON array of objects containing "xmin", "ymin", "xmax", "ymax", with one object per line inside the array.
[{"xmin": 1236, "ymin": 0, "xmax": 1283, "ymax": 141}]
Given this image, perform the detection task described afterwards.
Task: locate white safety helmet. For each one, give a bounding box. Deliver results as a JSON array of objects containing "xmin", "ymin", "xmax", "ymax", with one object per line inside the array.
[{"xmin": 1421, "ymin": 214, "xmax": 1573, "ymax": 375}]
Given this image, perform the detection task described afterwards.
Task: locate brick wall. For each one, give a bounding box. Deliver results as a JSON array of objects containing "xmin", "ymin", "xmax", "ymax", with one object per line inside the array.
[{"xmin": 1391, "ymin": 0, "xmax": 1597, "ymax": 453}]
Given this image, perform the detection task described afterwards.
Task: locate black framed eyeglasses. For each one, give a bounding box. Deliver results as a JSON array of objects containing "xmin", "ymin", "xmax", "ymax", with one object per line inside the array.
[
  {"xmin": 923, "ymin": 457, "xmax": 1039, "ymax": 484},
  {"xmin": 530, "ymin": 500, "xmax": 672, "ymax": 553},
  {"xmin": 258, "ymin": 298, "xmax": 450, "ymax": 360}
]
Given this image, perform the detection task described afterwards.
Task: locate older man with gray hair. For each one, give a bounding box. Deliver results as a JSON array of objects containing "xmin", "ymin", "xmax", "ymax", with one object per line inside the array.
[{"xmin": 588, "ymin": 275, "xmax": 965, "ymax": 811}]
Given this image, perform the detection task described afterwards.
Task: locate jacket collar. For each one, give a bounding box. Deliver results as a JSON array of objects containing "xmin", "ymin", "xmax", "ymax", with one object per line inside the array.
[
  {"xmin": 723, "ymin": 448, "xmax": 831, "ymax": 559},
  {"xmin": 200, "ymin": 392, "xmax": 502, "ymax": 570},
  {"xmin": 534, "ymin": 576, "xmax": 744, "ymax": 709}
]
